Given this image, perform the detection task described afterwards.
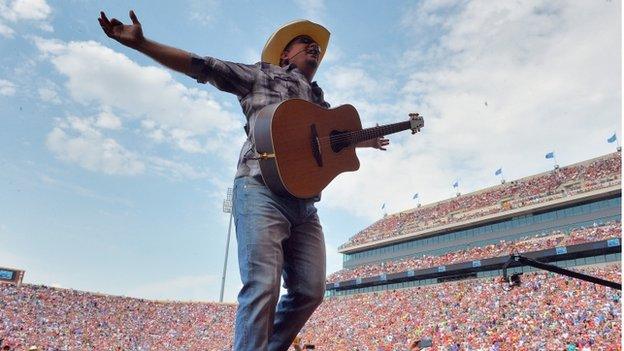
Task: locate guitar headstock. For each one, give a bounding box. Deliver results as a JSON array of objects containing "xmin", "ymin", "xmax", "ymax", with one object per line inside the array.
[{"xmin": 408, "ymin": 113, "xmax": 424, "ymax": 134}]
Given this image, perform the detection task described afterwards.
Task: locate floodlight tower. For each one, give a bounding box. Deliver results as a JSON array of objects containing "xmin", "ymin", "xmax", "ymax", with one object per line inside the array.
[{"xmin": 219, "ymin": 187, "xmax": 233, "ymax": 303}]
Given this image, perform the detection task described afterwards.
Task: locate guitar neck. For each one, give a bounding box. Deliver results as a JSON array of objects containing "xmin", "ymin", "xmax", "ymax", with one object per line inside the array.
[{"xmin": 349, "ymin": 121, "xmax": 412, "ymax": 146}]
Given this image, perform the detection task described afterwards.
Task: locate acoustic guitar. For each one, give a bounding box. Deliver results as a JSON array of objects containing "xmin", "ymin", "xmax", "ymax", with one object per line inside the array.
[{"xmin": 253, "ymin": 99, "xmax": 424, "ymax": 199}]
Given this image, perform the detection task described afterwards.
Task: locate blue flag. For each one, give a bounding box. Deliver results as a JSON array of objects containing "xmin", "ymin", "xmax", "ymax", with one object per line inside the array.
[
  {"xmin": 381, "ymin": 203, "xmax": 385, "ymax": 210},
  {"xmin": 495, "ymin": 168, "xmax": 502, "ymax": 176},
  {"xmin": 412, "ymin": 193, "xmax": 418, "ymax": 199},
  {"xmin": 608, "ymin": 134, "xmax": 617, "ymax": 143},
  {"xmin": 545, "ymin": 152, "xmax": 554, "ymax": 159},
  {"xmin": 452, "ymin": 180, "xmax": 459, "ymax": 188}
]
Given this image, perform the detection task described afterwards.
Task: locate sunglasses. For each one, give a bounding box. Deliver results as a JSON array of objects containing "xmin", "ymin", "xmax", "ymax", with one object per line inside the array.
[{"xmin": 292, "ymin": 36, "xmax": 317, "ymax": 45}]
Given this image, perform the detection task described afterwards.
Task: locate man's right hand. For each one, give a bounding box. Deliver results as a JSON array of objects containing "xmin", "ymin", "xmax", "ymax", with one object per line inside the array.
[{"xmin": 98, "ymin": 10, "xmax": 145, "ymax": 49}]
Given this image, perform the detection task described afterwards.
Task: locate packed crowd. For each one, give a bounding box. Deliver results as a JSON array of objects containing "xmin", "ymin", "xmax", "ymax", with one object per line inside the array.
[
  {"xmin": 300, "ymin": 265, "xmax": 622, "ymax": 350},
  {"xmin": 1, "ymin": 265, "xmax": 620, "ymax": 350},
  {"xmin": 341, "ymin": 152, "xmax": 621, "ymax": 249},
  {"xmin": 0, "ymin": 287, "xmax": 236, "ymax": 351},
  {"xmin": 1, "ymin": 155, "xmax": 620, "ymax": 350},
  {"xmin": 327, "ymin": 222, "xmax": 621, "ymax": 283}
]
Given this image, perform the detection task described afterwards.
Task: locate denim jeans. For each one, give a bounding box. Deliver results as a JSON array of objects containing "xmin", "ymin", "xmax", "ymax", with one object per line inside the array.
[{"xmin": 232, "ymin": 176, "xmax": 326, "ymax": 351}]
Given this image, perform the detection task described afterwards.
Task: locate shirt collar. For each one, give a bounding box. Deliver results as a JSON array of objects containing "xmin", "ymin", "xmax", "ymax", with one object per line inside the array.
[{"xmin": 286, "ymin": 63, "xmax": 318, "ymax": 85}]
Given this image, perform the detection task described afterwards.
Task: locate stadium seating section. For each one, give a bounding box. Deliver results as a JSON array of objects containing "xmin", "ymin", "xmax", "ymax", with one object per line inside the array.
[
  {"xmin": 1, "ymin": 265, "xmax": 620, "ymax": 350},
  {"xmin": 340, "ymin": 153, "xmax": 620, "ymax": 249},
  {"xmin": 327, "ymin": 221, "xmax": 621, "ymax": 284}
]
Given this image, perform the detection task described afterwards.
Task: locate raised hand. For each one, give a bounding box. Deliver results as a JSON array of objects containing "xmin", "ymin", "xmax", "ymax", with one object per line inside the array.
[
  {"xmin": 375, "ymin": 123, "xmax": 390, "ymax": 151},
  {"xmin": 98, "ymin": 10, "xmax": 145, "ymax": 49}
]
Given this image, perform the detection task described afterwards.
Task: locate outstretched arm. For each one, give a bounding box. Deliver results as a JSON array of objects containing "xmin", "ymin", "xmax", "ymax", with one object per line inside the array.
[
  {"xmin": 98, "ymin": 10, "xmax": 254, "ymax": 97},
  {"xmin": 98, "ymin": 10, "xmax": 194, "ymax": 77}
]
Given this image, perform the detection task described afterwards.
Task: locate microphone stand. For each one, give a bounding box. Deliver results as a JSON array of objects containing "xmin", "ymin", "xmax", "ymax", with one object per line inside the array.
[{"xmin": 501, "ymin": 254, "xmax": 621, "ymax": 290}]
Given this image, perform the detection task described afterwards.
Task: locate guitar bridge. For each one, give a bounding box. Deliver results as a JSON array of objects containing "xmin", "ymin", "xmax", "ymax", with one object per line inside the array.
[{"xmin": 310, "ymin": 124, "xmax": 323, "ymax": 167}]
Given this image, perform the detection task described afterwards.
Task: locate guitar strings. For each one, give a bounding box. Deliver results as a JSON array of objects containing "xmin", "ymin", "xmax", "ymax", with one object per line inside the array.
[{"xmin": 314, "ymin": 124, "xmax": 406, "ymax": 145}]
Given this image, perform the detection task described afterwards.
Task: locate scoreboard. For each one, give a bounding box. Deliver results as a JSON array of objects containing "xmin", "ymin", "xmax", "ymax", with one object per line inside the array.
[{"xmin": 0, "ymin": 266, "xmax": 24, "ymax": 286}]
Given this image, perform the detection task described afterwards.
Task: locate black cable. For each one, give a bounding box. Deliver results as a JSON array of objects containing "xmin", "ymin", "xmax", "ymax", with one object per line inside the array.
[{"xmin": 502, "ymin": 254, "xmax": 621, "ymax": 290}]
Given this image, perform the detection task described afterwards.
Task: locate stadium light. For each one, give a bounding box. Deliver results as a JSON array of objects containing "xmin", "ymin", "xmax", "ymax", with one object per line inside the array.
[{"xmin": 219, "ymin": 188, "xmax": 234, "ymax": 303}]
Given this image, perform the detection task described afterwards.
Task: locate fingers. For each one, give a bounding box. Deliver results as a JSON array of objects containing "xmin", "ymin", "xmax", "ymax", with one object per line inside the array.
[
  {"xmin": 378, "ymin": 137, "xmax": 389, "ymax": 151},
  {"xmin": 110, "ymin": 18, "xmax": 123, "ymax": 26},
  {"xmin": 100, "ymin": 11, "xmax": 110, "ymax": 24},
  {"xmin": 129, "ymin": 10, "xmax": 140, "ymax": 24},
  {"xmin": 372, "ymin": 124, "xmax": 389, "ymax": 150},
  {"xmin": 98, "ymin": 12, "xmax": 113, "ymax": 37},
  {"xmin": 98, "ymin": 19, "xmax": 112, "ymax": 37}
]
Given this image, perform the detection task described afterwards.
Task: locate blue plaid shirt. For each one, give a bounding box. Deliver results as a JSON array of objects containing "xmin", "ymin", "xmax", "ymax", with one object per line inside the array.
[{"xmin": 188, "ymin": 55, "xmax": 330, "ymax": 178}]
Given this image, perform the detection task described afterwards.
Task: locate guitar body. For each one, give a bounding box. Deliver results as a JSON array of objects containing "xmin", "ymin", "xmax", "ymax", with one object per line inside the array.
[{"xmin": 254, "ymin": 99, "xmax": 362, "ymax": 199}]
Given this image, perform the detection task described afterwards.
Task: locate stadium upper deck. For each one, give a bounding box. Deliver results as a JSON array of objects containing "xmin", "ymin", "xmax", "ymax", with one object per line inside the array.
[
  {"xmin": 328, "ymin": 221, "xmax": 621, "ymax": 284},
  {"xmin": 339, "ymin": 152, "xmax": 621, "ymax": 261}
]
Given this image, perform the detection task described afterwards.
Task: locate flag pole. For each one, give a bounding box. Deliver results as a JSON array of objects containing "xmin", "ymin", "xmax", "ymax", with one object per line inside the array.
[{"xmin": 551, "ymin": 151, "xmax": 559, "ymax": 170}]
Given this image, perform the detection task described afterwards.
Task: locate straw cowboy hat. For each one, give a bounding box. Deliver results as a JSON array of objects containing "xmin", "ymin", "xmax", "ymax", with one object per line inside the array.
[{"xmin": 261, "ymin": 19, "xmax": 330, "ymax": 66}]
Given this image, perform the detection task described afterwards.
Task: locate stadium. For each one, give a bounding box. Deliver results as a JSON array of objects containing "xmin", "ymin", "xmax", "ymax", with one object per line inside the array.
[
  {"xmin": 1, "ymin": 1, "xmax": 622, "ymax": 350},
  {"xmin": 1, "ymin": 152, "xmax": 621, "ymax": 350}
]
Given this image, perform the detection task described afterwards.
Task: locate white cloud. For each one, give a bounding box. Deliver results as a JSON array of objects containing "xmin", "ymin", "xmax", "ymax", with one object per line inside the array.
[
  {"xmin": 95, "ymin": 110, "xmax": 122, "ymax": 130},
  {"xmin": 33, "ymin": 38, "xmax": 247, "ymax": 181},
  {"xmin": 321, "ymin": 65, "xmax": 404, "ymax": 127},
  {"xmin": 1, "ymin": 0, "xmax": 51, "ymax": 21},
  {"xmin": 147, "ymin": 156, "xmax": 211, "ymax": 180},
  {"xmin": 320, "ymin": 43, "xmax": 343, "ymax": 64},
  {"xmin": 321, "ymin": 0, "xmax": 620, "ymax": 220},
  {"xmin": 0, "ymin": 0, "xmax": 52, "ymax": 37},
  {"xmin": 34, "ymin": 38, "xmax": 241, "ymax": 155},
  {"xmin": 0, "ymin": 21, "xmax": 14, "ymax": 37},
  {"xmin": 37, "ymin": 21, "xmax": 52, "ymax": 32},
  {"xmin": 0, "ymin": 79, "xmax": 16, "ymax": 96},
  {"xmin": 324, "ymin": 66, "xmax": 382, "ymax": 97},
  {"xmin": 37, "ymin": 81, "xmax": 61, "ymax": 103},
  {"xmin": 38, "ymin": 86, "xmax": 58, "ymax": 102},
  {"xmin": 46, "ymin": 116, "xmax": 145, "ymax": 176},
  {"xmin": 46, "ymin": 114, "xmax": 214, "ymax": 180}
]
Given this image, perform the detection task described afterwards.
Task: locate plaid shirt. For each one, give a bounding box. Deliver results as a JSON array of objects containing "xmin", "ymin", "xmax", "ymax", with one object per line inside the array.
[{"xmin": 188, "ymin": 55, "xmax": 330, "ymax": 178}]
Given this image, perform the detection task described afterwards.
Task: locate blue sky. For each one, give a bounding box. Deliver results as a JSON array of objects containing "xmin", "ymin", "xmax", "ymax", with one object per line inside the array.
[{"xmin": 0, "ymin": 0, "xmax": 621, "ymax": 302}]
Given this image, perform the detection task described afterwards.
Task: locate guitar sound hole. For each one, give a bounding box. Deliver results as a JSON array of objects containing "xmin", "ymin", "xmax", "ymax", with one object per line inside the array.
[{"xmin": 329, "ymin": 130, "xmax": 350, "ymax": 153}]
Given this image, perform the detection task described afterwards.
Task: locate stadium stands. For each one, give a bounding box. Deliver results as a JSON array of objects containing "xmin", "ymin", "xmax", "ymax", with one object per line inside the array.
[
  {"xmin": 301, "ymin": 265, "xmax": 621, "ymax": 350},
  {"xmin": 340, "ymin": 152, "xmax": 621, "ymax": 250},
  {"xmin": 1, "ymin": 265, "xmax": 620, "ymax": 350},
  {"xmin": 0, "ymin": 285, "xmax": 235, "ymax": 350},
  {"xmin": 1, "ymin": 152, "xmax": 620, "ymax": 350},
  {"xmin": 327, "ymin": 221, "xmax": 621, "ymax": 284}
]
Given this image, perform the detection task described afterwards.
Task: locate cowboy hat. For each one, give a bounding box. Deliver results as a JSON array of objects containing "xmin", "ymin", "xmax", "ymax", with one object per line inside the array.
[{"xmin": 261, "ymin": 19, "xmax": 330, "ymax": 66}]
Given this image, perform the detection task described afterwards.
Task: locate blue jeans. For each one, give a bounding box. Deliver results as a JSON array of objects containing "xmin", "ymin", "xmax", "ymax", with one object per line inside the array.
[{"xmin": 232, "ymin": 176, "xmax": 326, "ymax": 351}]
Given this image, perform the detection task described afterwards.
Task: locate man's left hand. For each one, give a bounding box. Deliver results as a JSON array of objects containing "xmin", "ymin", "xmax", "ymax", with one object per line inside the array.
[{"xmin": 374, "ymin": 136, "xmax": 390, "ymax": 151}]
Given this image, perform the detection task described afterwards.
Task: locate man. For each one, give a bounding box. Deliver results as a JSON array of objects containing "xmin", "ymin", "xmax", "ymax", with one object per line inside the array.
[{"xmin": 98, "ymin": 11, "xmax": 388, "ymax": 351}]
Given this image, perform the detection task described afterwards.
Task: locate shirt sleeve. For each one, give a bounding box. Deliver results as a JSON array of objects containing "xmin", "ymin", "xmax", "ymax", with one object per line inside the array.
[{"xmin": 188, "ymin": 54, "xmax": 256, "ymax": 98}]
